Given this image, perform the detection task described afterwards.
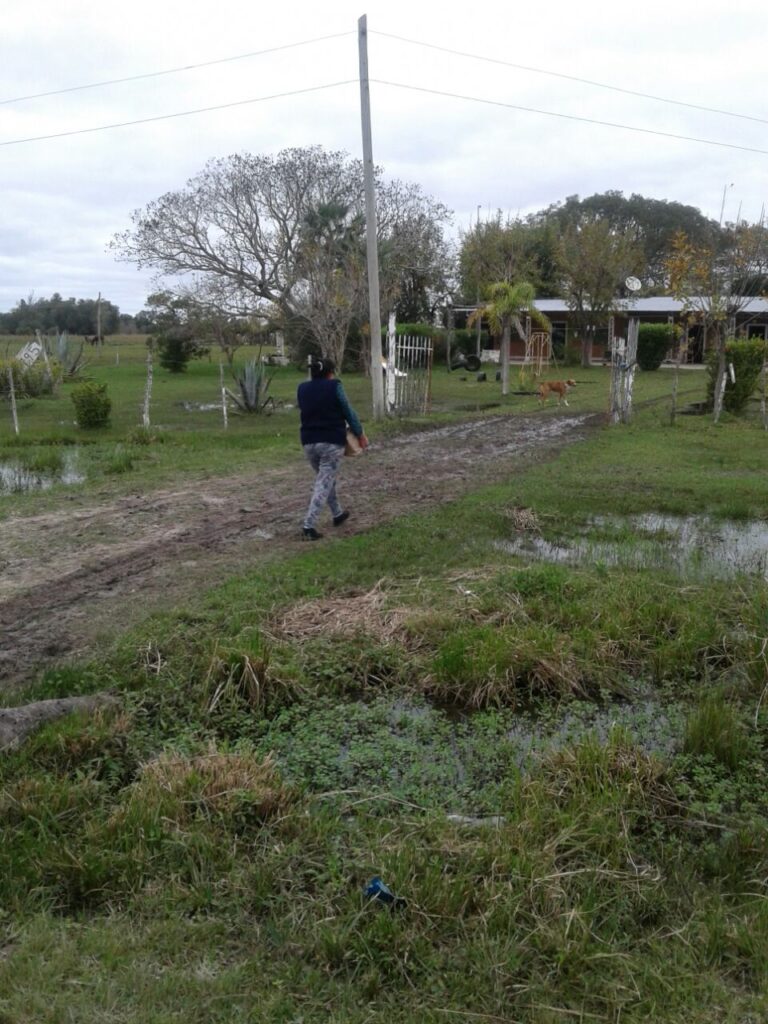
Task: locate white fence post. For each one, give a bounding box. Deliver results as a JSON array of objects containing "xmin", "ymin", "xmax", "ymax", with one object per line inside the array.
[{"xmin": 8, "ymin": 367, "xmax": 19, "ymax": 436}]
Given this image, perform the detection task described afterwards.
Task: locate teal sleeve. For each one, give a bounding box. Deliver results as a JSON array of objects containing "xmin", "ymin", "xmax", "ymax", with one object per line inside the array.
[{"xmin": 335, "ymin": 381, "xmax": 363, "ymax": 437}]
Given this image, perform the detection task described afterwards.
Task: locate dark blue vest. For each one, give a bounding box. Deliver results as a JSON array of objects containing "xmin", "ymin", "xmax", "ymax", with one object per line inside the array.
[{"xmin": 297, "ymin": 378, "xmax": 346, "ymax": 446}]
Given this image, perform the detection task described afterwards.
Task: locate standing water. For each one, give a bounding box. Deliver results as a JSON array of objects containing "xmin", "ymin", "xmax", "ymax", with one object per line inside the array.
[{"xmin": 0, "ymin": 448, "xmax": 85, "ymax": 495}]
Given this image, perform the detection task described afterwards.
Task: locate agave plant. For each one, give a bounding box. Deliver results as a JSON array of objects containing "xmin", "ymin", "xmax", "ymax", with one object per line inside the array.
[
  {"xmin": 227, "ymin": 355, "xmax": 275, "ymax": 414},
  {"xmin": 56, "ymin": 329, "xmax": 88, "ymax": 379}
]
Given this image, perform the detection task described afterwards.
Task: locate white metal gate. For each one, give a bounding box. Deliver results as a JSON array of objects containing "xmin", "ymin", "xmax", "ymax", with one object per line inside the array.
[{"xmin": 386, "ymin": 324, "xmax": 433, "ymax": 416}]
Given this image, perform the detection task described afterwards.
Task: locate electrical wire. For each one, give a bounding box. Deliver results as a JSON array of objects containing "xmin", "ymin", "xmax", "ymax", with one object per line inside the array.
[
  {"xmin": 372, "ymin": 29, "xmax": 768, "ymax": 127},
  {"xmin": 0, "ymin": 31, "xmax": 354, "ymax": 106},
  {"xmin": 372, "ymin": 79, "xmax": 768, "ymax": 157},
  {"xmin": 0, "ymin": 81, "xmax": 356, "ymax": 147}
]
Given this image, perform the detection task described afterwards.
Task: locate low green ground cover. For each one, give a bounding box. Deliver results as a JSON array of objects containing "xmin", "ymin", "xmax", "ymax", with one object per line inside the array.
[{"xmin": 2, "ymin": 383, "xmax": 768, "ymax": 1020}]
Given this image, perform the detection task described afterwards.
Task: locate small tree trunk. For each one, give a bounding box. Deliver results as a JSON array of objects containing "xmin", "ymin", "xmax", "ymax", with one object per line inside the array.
[
  {"xmin": 713, "ymin": 349, "xmax": 727, "ymax": 423},
  {"xmin": 446, "ymin": 305, "xmax": 455, "ymax": 374},
  {"xmin": 501, "ymin": 319, "xmax": 511, "ymax": 397},
  {"xmin": 670, "ymin": 341, "xmax": 682, "ymax": 426},
  {"xmin": 8, "ymin": 367, "xmax": 19, "ymax": 435},
  {"xmin": 581, "ymin": 332, "xmax": 592, "ymax": 369}
]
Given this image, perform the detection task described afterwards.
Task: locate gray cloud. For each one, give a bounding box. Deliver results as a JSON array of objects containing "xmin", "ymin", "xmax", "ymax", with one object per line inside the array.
[{"xmin": 1, "ymin": 0, "xmax": 765, "ymax": 315}]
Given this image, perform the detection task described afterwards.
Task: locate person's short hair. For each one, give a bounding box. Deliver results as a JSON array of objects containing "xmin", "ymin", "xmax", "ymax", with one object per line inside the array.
[{"xmin": 310, "ymin": 357, "xmax": 336, "ymax": 379}]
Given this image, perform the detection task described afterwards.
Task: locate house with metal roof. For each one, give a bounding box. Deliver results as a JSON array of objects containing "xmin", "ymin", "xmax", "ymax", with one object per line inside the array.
[{"xmin": 453, "ymin": 297, "xmax": 768, "ymax": 364}]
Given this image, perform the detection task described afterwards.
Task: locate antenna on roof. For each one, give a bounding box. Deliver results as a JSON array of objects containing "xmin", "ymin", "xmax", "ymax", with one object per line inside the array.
[{"xmin": 625, "ymin": 277, "xmax": 641, "ymax": 292}]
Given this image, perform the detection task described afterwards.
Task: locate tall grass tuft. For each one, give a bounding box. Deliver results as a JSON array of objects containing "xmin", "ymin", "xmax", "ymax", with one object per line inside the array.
[{"xmin": 682, "ymin": 692, "xmax": 752, "ymax": 769}]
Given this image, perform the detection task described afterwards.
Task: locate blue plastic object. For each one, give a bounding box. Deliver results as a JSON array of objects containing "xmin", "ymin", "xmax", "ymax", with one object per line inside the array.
[{"xmin": 363, "ymin": 876, "xmax": 406, "ymax": 909}]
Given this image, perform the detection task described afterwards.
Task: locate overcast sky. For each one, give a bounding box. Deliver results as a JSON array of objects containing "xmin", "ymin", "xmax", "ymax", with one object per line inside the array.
[{"xmin": 2, "ymin": 0, "xmax": 766, "ymax": 315}]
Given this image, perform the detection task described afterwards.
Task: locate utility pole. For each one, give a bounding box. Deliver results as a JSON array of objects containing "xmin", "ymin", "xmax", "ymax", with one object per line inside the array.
[
  {"xmin": 358, "ymin": 14, "xmax": 385, "ymax": 420},
  {"xmin": 475, "ymin": 204, "xmax": 482, "ymax": 357}
]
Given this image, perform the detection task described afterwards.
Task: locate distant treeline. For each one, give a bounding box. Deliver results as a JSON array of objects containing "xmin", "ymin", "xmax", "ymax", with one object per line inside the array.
[{"xmin": 0, "ymin": 294, "xmax": 130, "ymax": 336}]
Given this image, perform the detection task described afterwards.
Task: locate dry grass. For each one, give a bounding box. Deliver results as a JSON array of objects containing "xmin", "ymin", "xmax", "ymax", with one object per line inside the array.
[
  {"xmin": 505, "ymin": 505, "xmax": 542, "ymax": 533},
  {"xmin": 272, "ymin": 580, "xmax": 415, "ymax": 646},
  {"xmin": 129, "ymin": 747, "xmax": 292, "ymax": 824}
]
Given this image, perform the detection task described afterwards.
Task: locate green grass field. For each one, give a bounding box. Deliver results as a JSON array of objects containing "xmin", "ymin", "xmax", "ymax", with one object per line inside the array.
[{"xmin": 2, "ymin": 338, "xmax": 768, "ymax": 1022}]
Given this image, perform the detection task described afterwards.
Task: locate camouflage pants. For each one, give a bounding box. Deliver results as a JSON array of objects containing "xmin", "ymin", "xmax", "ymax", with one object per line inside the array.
[{"xmin": 302, "ymin": 442, "xmax": 345, "ymax": 529}]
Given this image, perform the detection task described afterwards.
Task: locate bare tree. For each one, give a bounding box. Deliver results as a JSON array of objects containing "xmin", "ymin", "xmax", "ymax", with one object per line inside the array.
[{"xmin": 112, "ymin": 147, "xmax": 452, "ymax": 368}]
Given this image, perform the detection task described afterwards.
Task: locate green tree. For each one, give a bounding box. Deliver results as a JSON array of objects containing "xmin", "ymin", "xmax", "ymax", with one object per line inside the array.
[
  {"xmin": 293, "ymin": 202, "xmax": 366, "ymax": 368},
  {"xmin": 458, "ymin": 217, "xmax": 557, "ymax": 302},
  {"xmin": 535, "ymin": 191, "xmax": 720, "ymax": 288},
  {"xmin": 667, "ymin": 221, "xmax": 768, "ymax": 421},
  {"xmin": 556, "ymin": 217, "xmax": 643, "ymax": 368},
  {"xmin": 469, "ymin": 282, "xmax": 548, "ymax": 396}
]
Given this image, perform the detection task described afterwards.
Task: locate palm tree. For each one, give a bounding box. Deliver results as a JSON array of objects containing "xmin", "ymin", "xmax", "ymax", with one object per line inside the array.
[{"xmin": 468, "ymin": 281, "xmax": 549, "ymax": 396}]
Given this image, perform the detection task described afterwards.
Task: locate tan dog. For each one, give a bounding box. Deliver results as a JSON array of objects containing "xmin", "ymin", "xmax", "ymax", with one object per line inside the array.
[{"xmin": 538, "ymin": 378, "xmax": 576, "ymax": 406}]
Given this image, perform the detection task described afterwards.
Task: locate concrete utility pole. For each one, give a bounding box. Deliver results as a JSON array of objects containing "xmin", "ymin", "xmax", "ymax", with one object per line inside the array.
[{"xmin": 358, "ymin": 14, "xmax": 385, "ymax": 420}]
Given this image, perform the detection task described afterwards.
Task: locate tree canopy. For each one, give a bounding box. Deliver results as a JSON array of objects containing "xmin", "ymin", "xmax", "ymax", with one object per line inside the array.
[
  {"xmin": 0, "ymin": 294, "xmax": 120, "ymax": 336},
  {"xmin": 532, "ymin": 191, "xmax": 721, "ymax": 288}
]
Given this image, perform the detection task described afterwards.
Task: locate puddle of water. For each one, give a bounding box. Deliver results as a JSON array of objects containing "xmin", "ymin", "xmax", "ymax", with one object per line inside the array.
[
  {"xmin": 497, "ymin": 512, "xmax": 768, "ymax": 580},
  {"xmin": 506, "ymin": 699, "xmax": 683, "ymax": 766},
  {"xmin": 0, "ymin": 449, "xmax": 85, "ymax": 495}
]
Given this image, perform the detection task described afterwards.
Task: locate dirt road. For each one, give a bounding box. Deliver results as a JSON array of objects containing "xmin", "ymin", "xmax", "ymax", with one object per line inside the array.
[{"xmin": 0, "ymin": 412, "xmax": 599, "ymax": 685}]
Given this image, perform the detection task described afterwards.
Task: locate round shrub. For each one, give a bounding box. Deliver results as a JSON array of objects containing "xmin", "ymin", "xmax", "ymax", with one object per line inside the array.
[
  {"xmin": 637, "ymin": 323, "xmax": 675, "ymax": 370},
  {"xmin": 706, "ymin": 338, "xmax": 767, "ymax": 415},
  {"xmin": 71, "ymin": 381, "xmax": 111, "ymax": 428}
]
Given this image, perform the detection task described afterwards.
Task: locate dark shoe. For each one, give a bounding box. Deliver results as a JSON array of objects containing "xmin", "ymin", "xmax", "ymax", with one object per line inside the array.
[
  {"xmin": 302, "ymin": 527, "xmax": 323, "ymax": 541},
  {"xmin": 332, "ymin": 510, "xmax": 350, "ymax": 527}
]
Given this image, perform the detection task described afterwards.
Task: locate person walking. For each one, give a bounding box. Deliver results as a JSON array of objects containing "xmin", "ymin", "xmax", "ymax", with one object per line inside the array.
[{"xmin": 297, "ymin": 357, "xmax": 368, "ymax": 540}]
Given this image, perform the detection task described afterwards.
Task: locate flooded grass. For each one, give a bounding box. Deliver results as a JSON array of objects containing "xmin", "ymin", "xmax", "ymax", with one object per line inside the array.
[
  {"xmin": 0, "ymin": 447, "xmax": 85, "ymax": 495},
  {"xmin": 497, "ymin": 511, "xmax": 768, "ymax": 579}
]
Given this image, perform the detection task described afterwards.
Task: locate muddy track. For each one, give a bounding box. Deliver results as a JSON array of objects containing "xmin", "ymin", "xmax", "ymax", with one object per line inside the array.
[{"xmin": 0, "ymin": 412, "xmax": 601, "ymax": 685}]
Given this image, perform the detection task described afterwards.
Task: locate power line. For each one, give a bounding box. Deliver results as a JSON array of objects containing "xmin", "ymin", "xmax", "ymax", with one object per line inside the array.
[
  {"xmin": 372, "ymin": 29, "xmax": 768, "ymax": 128},
  {"xmin": 372, "ymin": 79, "xmax": 768, "ymax": 157},
  {"xmin": 0, "ymin": 31, "xmax": 354, "ymax": 106},
  {"xmin": 0, "ymin": 81, "xmax": 356, "ymax": 147}
]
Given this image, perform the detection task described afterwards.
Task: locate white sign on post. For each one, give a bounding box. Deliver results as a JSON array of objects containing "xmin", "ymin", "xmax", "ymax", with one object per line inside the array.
[{"xmin": 16, "ymin": 340, "xmax": 43, "ymax": 368}]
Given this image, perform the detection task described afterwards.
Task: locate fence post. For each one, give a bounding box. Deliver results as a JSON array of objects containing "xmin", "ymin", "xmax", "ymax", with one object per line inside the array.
[
  {"xmin": 220, "ymin": 362, "xmax": 228, "ymax": 430},
  {"xmin": 142, "ymin": 347, "xmax": 153, "ymax": 429},
  {"xmin": 8, "ymin": 367, "xmax": 19, "ymax": 435}
]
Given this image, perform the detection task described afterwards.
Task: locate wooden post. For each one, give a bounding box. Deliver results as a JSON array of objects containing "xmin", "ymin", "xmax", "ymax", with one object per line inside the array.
[
  {"xmin": 8, "ymin": 367, "xmax": 19, "ymax": 435},
  {"xmin": 621, "ymin": 319, "xmax": 639, "ymax": 424},
  {"xmin": 761, "ymin": 359, "xmax": 767, "ymax": 432},
  {"xmin": 358, "ymin": 15, "xmax": 385, "ymax": 420},
  {"xmin": 142, "ymin": 347, "xmax": 153, "ymax": 428},
  {"xmin": 609, "ymin": 335, "xmax": 622, "ymax": 424},
  {"xmin": 386, "ymin": 312, "xmax": 396, "ymax": 412},
  {"xmin": 97, "ymin": 292, "xmax": 102, "ymax": 346},
  {"xmin": 220, "ymin": 362, "xmax": 228, "ymax": 430}
]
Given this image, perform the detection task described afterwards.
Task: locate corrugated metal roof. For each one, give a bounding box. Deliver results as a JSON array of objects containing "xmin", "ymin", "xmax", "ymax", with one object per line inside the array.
[{"xmin": 456, "ymin": 297, "xmax": 768, "ymax": 315}]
